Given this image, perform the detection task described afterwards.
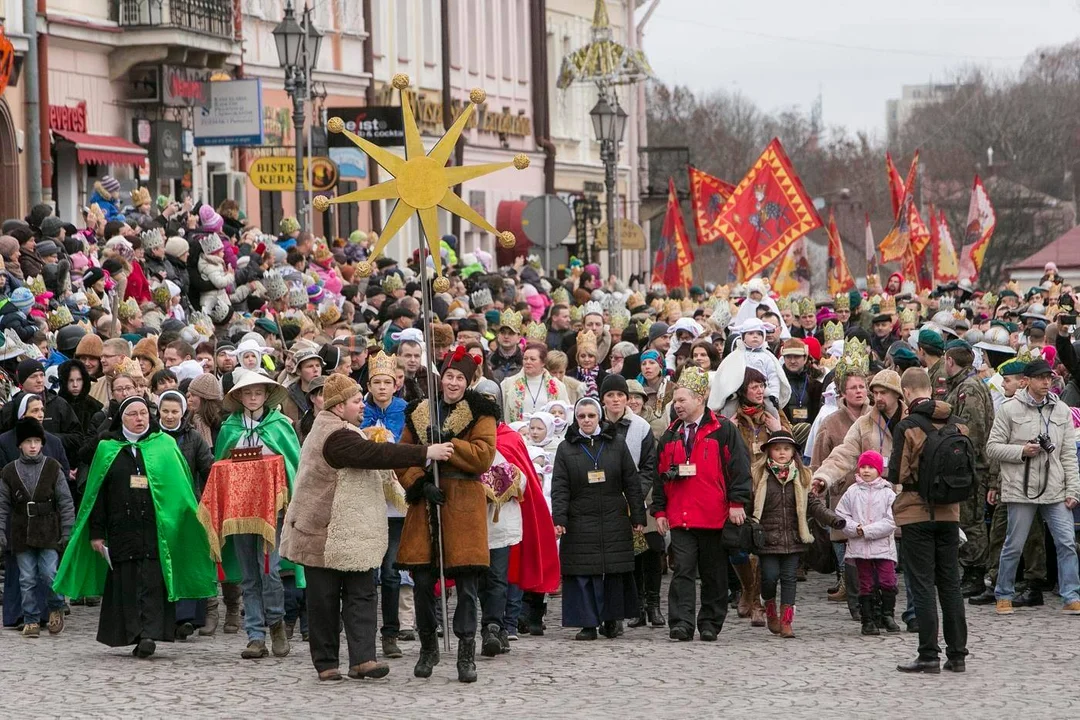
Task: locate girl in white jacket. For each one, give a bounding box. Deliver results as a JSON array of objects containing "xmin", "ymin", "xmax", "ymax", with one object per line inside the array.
[
  {"xmin": 834, "ymin": 450, "xmax": 899, "ymax": 637},
  {"xmin": 197, "ymin": 233, "xmax": 234, "ymax": 313}
]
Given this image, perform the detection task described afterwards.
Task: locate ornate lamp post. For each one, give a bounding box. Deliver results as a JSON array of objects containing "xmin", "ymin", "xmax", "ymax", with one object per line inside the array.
[
  {"xmin": 590, "ymin": 94, "xmax": 628, "ymax": 279},
  {"xmin": 273, "ymin": 2, "xmax": 322, "ymax": 227}
]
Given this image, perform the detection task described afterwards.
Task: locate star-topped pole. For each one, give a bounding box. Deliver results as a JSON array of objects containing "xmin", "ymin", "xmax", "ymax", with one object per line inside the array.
[{"xmin": 313, "ymin": 74, "xmax": 529, "ymax": 293}]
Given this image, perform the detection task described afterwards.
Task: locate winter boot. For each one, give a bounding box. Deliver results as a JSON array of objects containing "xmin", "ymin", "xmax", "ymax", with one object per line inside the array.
[
  {"xmin": 860, "ymin": 596, "xmax": 879, "ymax": 636},
  {"xmin": 646, "ymin": 591, "xmax": 666, "ymax": 627},
  {"xmin": 880, "ymin": 589, "xmax": 901, "ymax": 633},
  {"xmin": 627, "ymin": 592, "xmax": 648, "ymax": 628},
  {"xmin": 413, "ymin": 632, "xmax": 440, "ymax": 678},
  {"xmin": 200, "ymin": 598, "xmax": 219, "ymax": 636},
  {"xmin": 733, "ymin": 561, "xmax": 754, "ymax": 619},
  {"xmin": 269, "ymin": 620, "xmax": 291, "ymax": 657},
  {"xmin": 222, "ymin": 583, "xmax": 242, "ymax": 634},
  {"xmin": 827, "ymin": 571, "xmax": 847, "ymax": 602},
  {"xmin": 844, "ymin": 562, "xmax": 861, "ymax": 620},
  {"xmin": 527, "ymin": 600, "xmax": 546, "ymax": 636},
  {"xmin": 456, "ymin": 635, "xmax": 478, "ymax": 683},
  {"xmin": 960, "ymin": 566, "xmax": 986, "ymax": 598},
  {"xmin": 764, "ymin": 599, "xmax": 781, "ymax": 635},
  {"xmin": 481, "ymin": 622, "xmax": 502, "ymax": 657},
  {"xmin": 873, "ymin": 589, "xmax": 886, "ymax": 630},
  {"xmin": 779, "ymin": 604, "xmax": 795, "ymax": 638},
  {"xmin": 381, "ymin": 634, "xmax": 403, "ymax": 659},
  {"xmin": 748, "ymin": 557, "xmax": 767, "ymax": 628},
  {"xmin": 827, "ymin": 570, "xmax": 843, "ymax": 595}
]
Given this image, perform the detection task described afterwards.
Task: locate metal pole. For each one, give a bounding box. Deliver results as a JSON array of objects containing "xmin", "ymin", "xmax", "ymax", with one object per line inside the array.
[
  {"xmin": 604, "ymin": 140, "xmax": 617, "ymax": 280},
  {"xmin": 543, "ymin": 194, "xmax": 551, "ymax": 277},
  {"xmin": 291, "ymin": 13, "xmax": 307, "ymax": 228},
  {"xmin": 24, "ymin": 0, "xmax": 42, "ymax": 207},
  {"xmin": 304, "ymin": 6, "xmax": 314, "ymax": 235},
  {"xmin": 418, "ymin": 228, "xmax": 451, "ymax": 654}
]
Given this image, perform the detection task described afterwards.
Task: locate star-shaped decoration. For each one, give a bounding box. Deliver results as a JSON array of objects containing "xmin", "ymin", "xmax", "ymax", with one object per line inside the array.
[{"xmin": 314, "ymin": 74, "xmax": 529, "ymax": 291}]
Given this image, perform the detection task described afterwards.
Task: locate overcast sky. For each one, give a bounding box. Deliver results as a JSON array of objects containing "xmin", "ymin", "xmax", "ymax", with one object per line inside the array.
[{"xmin": 642, "ymin": 0, "xmax": 1080, "ymax": 138}]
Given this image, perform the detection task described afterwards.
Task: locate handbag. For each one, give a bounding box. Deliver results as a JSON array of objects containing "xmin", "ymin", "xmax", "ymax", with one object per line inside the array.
[{"xmin": 721, "ymin": 517, "xmax": 765, "ymax": 553}]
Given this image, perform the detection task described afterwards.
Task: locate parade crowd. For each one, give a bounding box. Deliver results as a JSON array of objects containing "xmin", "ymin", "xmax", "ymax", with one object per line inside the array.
[{"xmin": 1, "ymin": 182, "xmax": 1079, "ymax": 682}]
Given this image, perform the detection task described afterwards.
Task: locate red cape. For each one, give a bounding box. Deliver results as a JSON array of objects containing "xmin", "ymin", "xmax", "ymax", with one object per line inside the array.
[{"xmin": 497, "ymin": 424, "xmax": 561, "ymax": 593}]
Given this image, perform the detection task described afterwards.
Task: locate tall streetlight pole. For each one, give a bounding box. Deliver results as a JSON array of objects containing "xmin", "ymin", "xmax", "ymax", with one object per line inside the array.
[
  {"xmin": 273, "ymin": 2, "xmax": 322, "ymax": 229},
  {"xmin": 591, "ymin": 91, "xmax": 628, "ymax": 280}
]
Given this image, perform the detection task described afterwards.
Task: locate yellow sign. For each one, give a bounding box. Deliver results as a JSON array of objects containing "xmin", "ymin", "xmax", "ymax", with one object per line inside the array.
[
  {"xmin": 595, "ymin": 218, "xmax": 646, "ymax": 250},
  {"xmin": 247, "ymin": 157, "xmax": 339, "ymax": 192}
]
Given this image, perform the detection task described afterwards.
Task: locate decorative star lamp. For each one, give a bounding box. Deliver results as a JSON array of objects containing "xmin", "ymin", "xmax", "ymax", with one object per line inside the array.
[{"xmin": 313, "ymin": 74, "xmax": 529, "ymax": 293}]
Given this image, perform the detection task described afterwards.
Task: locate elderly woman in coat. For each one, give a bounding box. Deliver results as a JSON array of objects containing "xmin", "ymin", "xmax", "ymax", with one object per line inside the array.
[
  {"xmin": 280, "ymin": 375, "xmax": 453, "ymax": 682},
  {"xmin": 551, "ymin": 397, "xmax": 646, "ymax": 641}
]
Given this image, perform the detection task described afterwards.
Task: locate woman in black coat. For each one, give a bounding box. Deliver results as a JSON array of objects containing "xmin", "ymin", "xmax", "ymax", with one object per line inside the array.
[
  {"xmin": 551, "ymin": 397, "xmax": 646, "ymax": 640},
  {"xmin": 58, "ymin": 359, "xmax": 104, "ymax": 435}
]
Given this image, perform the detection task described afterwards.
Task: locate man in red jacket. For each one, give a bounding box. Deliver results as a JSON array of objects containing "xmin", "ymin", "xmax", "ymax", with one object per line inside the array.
[{"xmin": 652, "ymin": 367, "xmax": 752, "ymax": 641}]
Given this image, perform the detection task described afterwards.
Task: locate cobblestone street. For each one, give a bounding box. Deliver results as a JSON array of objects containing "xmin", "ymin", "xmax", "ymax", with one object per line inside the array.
[{"xmin": 0, "ymin": 575, "xmax": 1076, "ymax": 718}]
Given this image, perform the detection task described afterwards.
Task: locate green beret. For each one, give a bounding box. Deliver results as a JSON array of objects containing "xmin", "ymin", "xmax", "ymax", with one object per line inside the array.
[
  {"xmin": 1004, "ymin": 322, "xmax": 1019, "ymax": 334},
  {"xmin": 999, "ymin": 289, "xmax": 1019, "ymax": 299},
  {"xmin": 945, "ymin": 338, "xmax": 971, "ymax": 352},
  {"xmin": 999, "ymin": 359, "xmax": 1027, "ymax": 376},
  {"xmin": 255, "ymin": 317, "xmax": 279, "ymax": 336},
  {"xmin": 891, "ymin": 345, "xmax": 919, "ymax": 363},
  {"xmin": 917, "ymin": 328, "xmax": 944, "ymax": 352},
  {"xmin": 848, "ymin": 289, "xmax": 863, "ymax": 309},
  {"xmin": 484, "ymin": 309, "xmax": 501, "ymax": 327}
]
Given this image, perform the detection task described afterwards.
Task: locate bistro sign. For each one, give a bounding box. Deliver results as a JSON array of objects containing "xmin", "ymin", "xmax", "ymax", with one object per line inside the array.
[{"xmin": 247, "ymin": 156, "xmax": 339, "ymax": 192}]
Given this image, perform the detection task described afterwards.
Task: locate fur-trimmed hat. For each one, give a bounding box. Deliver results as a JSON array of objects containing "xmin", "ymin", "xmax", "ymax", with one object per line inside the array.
[
  {"xmin": 441, "ymin": 344, "xmax": 481, "ymax": 380},
  {"xmin": 15, "ymin": 417, "xmax": 45, "ymax": 446},
  {"xmin": 322, "ymin": 373, "xmax": 360, "ymax": 410}
]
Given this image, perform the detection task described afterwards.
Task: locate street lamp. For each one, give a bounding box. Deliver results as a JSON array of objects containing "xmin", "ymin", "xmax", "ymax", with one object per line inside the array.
[
  {"xmin": 273, "ymin": 2, "xmax": 322, "ymax": 228},
  {"xmin": 590, "ymin": 92, "xmax": 628, "ymax": 279}
]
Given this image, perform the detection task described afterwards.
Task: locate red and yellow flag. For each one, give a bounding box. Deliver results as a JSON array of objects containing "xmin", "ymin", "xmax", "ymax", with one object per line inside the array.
[
  {"xmin": 651, "ymin": 178, "xmax": 695, "ymax": 291},
  {"xmin": 885, "ymin": 152, "xmax": 905, "ymax": 219},
  {"xmin": 714, "ymin": 138, "xmax": 823, "ymax": 278},
  {"xmin": 958, "ymin": 175, "xmax": 996, "ymax": 284},
  {"xmin": 688, "ymin": 166, "xmax": 737, "ymax": 246},
  {"xmin": 932, "ymin": 209, "xmax": 959, "ymax": 285},
  {"xmin": 826, "ymin": 208, "xmax": 855, "ymax": 294},
  {"xmin": 770, "ymin": 236, "xmax": 811, "ymax": 297}
]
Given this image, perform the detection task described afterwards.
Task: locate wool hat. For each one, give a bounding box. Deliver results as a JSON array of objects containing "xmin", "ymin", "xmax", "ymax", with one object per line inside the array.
[
  {"xmin": 625, "ymin": 378, "xmax": 647, "ymax": 399},
  {"xmin": 10, "ymin": 287, "xmax": 34, "ymax": 312},
  {"xmin": 442, "ymin": 344, "xmax": 481, "ymax": 380},
  {"xmin": 39, "ymin": 216, "xmax": 64, "ymax": 239},
  {"xmin": 780, "ymin": 338, "xmax": 808, "ymax": 357},
  {"xmin": 16, "ymin": 359, "xmax": 45, "ymax": 385},
  {"xmin": 599, "ymin": 373, "xmax": 629, "ymax": 398},
  {"xmin": 15, "ymin": 417, "xmax": 45, "ymax": 446},
  {"xmin": 306, "ymin": 375, "xmax": 327, "ymax": 396},
  {"xmin": 322, "ymin": 373, "xmax": 360, "ymax": 410},
  {"xmin": 648, "ymin": 321, "xmax": 669, "ymax": 344},
  {"xmin": 917, "ymin": 328, "xmax": 945, "ymax": 354},
  {"xmin": 36, "ymin": 239, "xmax": 60, "ymax": 258},
  {"xmin": 132, "ymin": 337, "xmax": 159, "ymax": 362},
  {"xmin": 82, "ymin": 266, "xmax": 106, "ymax": 290},
  {"xmin": 761, "ymin": 429, "xmax": 798, "ymax": 450},
  {"xmin": 165, "ymin": 236, "xmax": 189, "ymax": 258},
  {"xmin": 857, "ymin": 450, "xmax": 884, "ymax": 476},
  {"xmin": 279, "ymin": 216, "xmax": 300, "ymax": 235},
  {"xmin": 0, "ymin": 235, "xmax": 18, "ymax": 259},
  {"xmin": 869, "ymin": 369, "xmax": 902, "ymax": 397},
  {"xmin": 999, "ymin": 358, "xmax": 1027, "ymax": 376},
  {"xmin": 199, "ymin": 205, "xmax": 224, "ymax": 232},
  {"xmin": 431, "ymin": 323, "xmax": 454, "ymax": 348},
  {"xmin": 802, "ymin": 336, "xmax": 822, "ymax": 362},
  {"xmin": 100, "ymin": 175, "xmax": 121, "ymax": 194},
  {"xmin": 75, "ymin": 333, "xmax": 104, "ymax": 359},
  {"xmin": 1023, "ymin": 358, "xmax": 1053, "ymax": 377},
  {"xmin": 56, "ymin": 325, "xmax": 86, "ymax": 356},
  {"xmin": 188, "ymin": 372, "xmax": 224, "ymax": 401},
  {"xmin": 200, "ymin": 232, "xmax": 224, "ymax": 254}
]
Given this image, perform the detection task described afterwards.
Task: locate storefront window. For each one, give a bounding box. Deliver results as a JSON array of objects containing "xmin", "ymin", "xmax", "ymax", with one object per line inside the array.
[{"xmin": 260, "ymin": 191, "xmax": 283, "ymax": 235}]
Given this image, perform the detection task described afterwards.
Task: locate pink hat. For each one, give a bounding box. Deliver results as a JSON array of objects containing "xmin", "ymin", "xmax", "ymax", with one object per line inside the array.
[
  {"xmin": 1041, "ymin": 345, "xmax": 1058, "ymax": 367},
  {"xmin": 816, "ymin": 307, "xmax": 837, "ymax": 323},
  {"xmin": 857, "ymin": 450, "xmax": 884, "ymax": 476},
  {"xmin": 199, "ymin": 205, "xmax": 224, "ymax": 232}
]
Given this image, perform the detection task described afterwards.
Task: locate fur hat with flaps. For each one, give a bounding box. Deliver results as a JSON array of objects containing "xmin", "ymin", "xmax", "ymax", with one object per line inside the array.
[
  {"xmin": 16, "ymin": 417, "xmax": 45, "ymax": 446},
  {"xmin": 322, "ymin": 374, "xmax": 360, "ymax": 410},
  {"xmin": 223, "ymin": 368, "xmax": 288, "ymax": 413},
  {"xmin": 441, "ymin": 344, "xmax": 482, "ymax": 380}
]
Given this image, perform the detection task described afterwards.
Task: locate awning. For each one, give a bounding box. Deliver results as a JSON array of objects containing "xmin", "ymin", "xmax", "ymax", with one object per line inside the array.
[{"xmin": 52, "ymin": 130, "xmax": 148, "ymax": 166}]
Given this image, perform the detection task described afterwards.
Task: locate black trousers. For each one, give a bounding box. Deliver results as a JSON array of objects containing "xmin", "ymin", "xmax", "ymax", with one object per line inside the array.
[
  {"xmin": 304, "ymin": 566, "xmax": 377, "ymax": 672},
  {"xmin": 379, "ymin": 517, "xmax": 405, "ymax": 638},
  {"xmin": 900, "ymin": 521, "xmax": 968, "ymax": 662},
  {"xmin": 414, "ymin": 568, "xmax": 479, "ymax": 639},
  {"xmin": 634, "ymin": 548, "xmax": 662, "ymax": 597},
  {"xmin": 667, "ymin": 528, "xmax": 728, "ymax": 634}
]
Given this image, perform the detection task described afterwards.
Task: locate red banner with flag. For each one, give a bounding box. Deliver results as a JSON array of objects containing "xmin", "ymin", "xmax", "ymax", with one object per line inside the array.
[
  {"xmin": 932, "ymin": 209, "xmax": 959, "ymax": 285},
  {"xmin": 879, "ymin": 192, "xmax": 914, "ymax": 264},
  {"xmin": 886, "ymin": 152, "xmax": 905, "ymax": 219},
  {"xmin": 826, "ymin": 208, "xmax": 855, "ymax": 294},
  {"xmin": 714, "ymin": 138, "xmax": 823, "ymax": 278},
  {"xmin": 689, "ymin": 166, "xmax": 737, "ymax": 246},
  {"xmin": 651, "ymin": 178, "xmax": 695, "ymax": 291},
  {"xmin": 958, "ymin": 175, "xmax": 996, "ymax": 284}
]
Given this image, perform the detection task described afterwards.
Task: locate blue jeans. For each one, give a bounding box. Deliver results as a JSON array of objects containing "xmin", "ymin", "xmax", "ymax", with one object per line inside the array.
[
  {"xmin": 480, "ymin": 546, "xmax": 511, "ymax": 629},
  {"xmin": 16, "ymin": 549, "xmax": 62, "ymax": 624},
  {"xmin": 996, "ymin": 502, "xmax": 1080, "ymax": 604},
  {"xmin": 283, "ymin": 575, "xmax": 307, "ymax": 634},
  {"xmin": 233, "ymin": 527, "xmax": 285, "ymax": 641},
  {"xmin": 504, "ymin": 583, "xmax": 524, "ymax": 632}
]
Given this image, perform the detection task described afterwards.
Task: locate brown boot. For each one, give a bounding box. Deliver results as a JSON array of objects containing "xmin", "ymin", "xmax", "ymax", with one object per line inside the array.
[
  {"xmin": 200, "ymin": 598, "xmax": 219, "ymax": 636},
  {"xmin": 780, "ymin": 604, "xmax": 795, "ymax": 638},
  {"xmin": 764, "ymin": 599, "xmax": 781, "ymax": 635},
  {"xmin": 733, "ymin": 561, "xmax": 754, "ymax": 619},
  {"xmin": 827, "ymin": 572, "xmax": 847, "ymax": 602},
  {"xmin": 222, "ymin": 583, "xmax": 242, "ymax": 634},
  {"xmin": 748, "ymin": 557, "xmax": 767, "ymax": 628}
]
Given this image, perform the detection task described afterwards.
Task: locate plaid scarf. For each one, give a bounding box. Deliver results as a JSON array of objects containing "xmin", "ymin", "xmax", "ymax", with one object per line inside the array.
[{"xmin": 767, "ymin": 458, "xmax": 794, "ymax": 484}]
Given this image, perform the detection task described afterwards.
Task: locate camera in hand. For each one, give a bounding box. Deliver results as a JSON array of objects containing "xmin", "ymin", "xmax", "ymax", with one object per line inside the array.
[
  {"xmin": 1034, "ymin": 434, "xmax": 1056, "ymax": 454},
  {"xmin": 1058, "ymin": 313, "xmax": 1078, "ymax": 325}
]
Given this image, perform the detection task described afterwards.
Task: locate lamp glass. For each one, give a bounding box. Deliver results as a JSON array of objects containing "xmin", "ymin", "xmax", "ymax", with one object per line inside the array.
[
  {"xmin": 305, "ymin": 9, "xmax": 324, "ymax": 68},
  {"xmin": 614, "ymin": 101, "xmax": 628, "ymax": 142},
  {"xmin": 272, "ymin": 3, "xmax": 305, "ymax": 69},
  {"xmin": 590, "ymin": 97, "xmax": 615, "ymax": 143}
]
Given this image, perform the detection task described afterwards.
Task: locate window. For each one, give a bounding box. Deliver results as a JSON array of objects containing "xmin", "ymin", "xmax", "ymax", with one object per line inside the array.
[
  {"xmin": 396, "ymin": 0, "xmax": 410, "ymax": 59},
  {"xmin": 371, "ymin": 0, "xmax": 383, "ymax": 56},
  {"xmin": 517, "ymin": 0, "xmax": 529, "ymax": 80},
  {"xmin": 484, "ymin": 0, "xmax": 496, "ymax": 77},
  {"xmin": 260, "ymin": 191, "xmax": 283, "ymax": 235},
  {"xmin": 338, "ymin": 181, "xmax": 359, "ymax": 239},
  {"xmin": 422, "ymin": 0, "xmax": 436, "ymax": 65},
  {"xmin": 448, "ymin": 0, "xmax": 460, "ymax": 67},
  {"xmin": 466, "ymin": 2, "xmax": 479, "ymax": 72}
]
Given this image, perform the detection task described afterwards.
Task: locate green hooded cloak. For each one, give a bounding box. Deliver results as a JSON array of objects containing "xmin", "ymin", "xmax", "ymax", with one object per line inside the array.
[{"xmin": 54, "ymin": 431, "xmax": 217, "ymax": 602}]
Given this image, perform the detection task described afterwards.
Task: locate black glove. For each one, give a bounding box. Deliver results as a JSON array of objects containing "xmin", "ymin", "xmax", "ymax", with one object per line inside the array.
[
  {"xmin": 833, "ymin": 518, "xmax": 847, "ymax": 530},
  {"xmin": 421, "ymin": 482, "xmax": 446, "ymax": 506}
]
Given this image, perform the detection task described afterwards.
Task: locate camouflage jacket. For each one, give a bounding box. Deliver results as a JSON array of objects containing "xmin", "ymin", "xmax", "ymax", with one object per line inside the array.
[{"xmin": 945, "ymin": 368, "xmax": 993, "ymax": 472}]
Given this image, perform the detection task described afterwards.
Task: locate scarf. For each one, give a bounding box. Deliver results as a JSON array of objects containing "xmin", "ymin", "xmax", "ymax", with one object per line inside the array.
[
  {"xmin": 767, "ymin": 458, "xmax": 794, "ymax": 484},
  {"xmin": 576, "ymin": 366, "xmax": 600, "ymax": 398}
]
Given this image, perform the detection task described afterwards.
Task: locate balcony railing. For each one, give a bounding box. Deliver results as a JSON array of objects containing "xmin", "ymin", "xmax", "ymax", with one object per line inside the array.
[{"xmin": 118, "ymin": 0, "xmax": 234, "ymax": 40}]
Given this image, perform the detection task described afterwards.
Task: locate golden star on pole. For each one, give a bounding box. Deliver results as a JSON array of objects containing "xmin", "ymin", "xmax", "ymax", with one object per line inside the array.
[{"xmin": 314, "ymin": 74, "xmax": 529, "ymax": 290}]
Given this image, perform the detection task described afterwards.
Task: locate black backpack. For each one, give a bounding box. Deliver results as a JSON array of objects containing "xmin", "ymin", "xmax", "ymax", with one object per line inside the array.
[{"xmin": 910, "ymin": 414, "xmax": 976, "ymax": 505}]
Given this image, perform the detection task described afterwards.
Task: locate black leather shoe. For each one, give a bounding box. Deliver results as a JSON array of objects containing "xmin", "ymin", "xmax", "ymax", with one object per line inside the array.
[
  {"xmin": 943, "ymin": 658, "xmax": 966, "ymax": 673},
  {"xmin": 699, "ymin": 629, "xmax": 718, "ymax": 642},
  {"xmin": 669, "ymin": 625, "xmax": 692, "ymax": 642},
  {"xmin": 897, "ymin": 658, "xmax": 940, "ymax": 674},
  {"xmin": 960, "ymin": 569, "xmax": 986, "ymax": 598},
  {"xmin": 1013, "ymin": 588, "xmax": 1044, "ymax": 607},
  {"xmin": 574, "ymin": 627, "xmax": 598, "ymax": 641},
  {"xmin": 905, "ymin": 617, "xmax": 919, "ymax": 633},
  {"xmin": 967, "ymin": 588, "xmax": 997, "ymax": 606}
]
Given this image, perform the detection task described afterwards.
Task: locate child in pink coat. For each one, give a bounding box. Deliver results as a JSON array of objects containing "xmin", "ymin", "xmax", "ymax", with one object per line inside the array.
[{"xmin": 834, "ymin": 450, "xmax": 899, "ymax": 636}]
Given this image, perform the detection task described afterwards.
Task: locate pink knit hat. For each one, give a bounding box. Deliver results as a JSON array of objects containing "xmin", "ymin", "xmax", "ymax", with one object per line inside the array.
[
  {"xmin": 199, "ymin": 205, "xmax": 224, "ymax": 232},
  {"xmin": 857, "ymin": 450, "xmax": 884, "ymax": 476}
]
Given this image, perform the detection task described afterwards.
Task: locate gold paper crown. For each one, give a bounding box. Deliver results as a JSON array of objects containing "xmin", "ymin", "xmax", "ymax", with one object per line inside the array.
[
  {"xmin": 663, "ymin": 299, "xmax": 680, "ymax": 319},
  {"xmin": 900, "ymin": 307, "xmax": 918, "ymax": 326},
  {"xmin": 569, "ymin": 305, "xmax": 584, "ymax": 323},
  {"xmin": 525, "ymin": 322, "xmax": 547, "ymax": 341},
  {"xmin": 382, "ymin": 274, "xmax": 403, "ymax": 293},
  {"xmin": 823, "ymin": 320, "xmax": 844, "ymax": 344},
  {"xmin": 47, "ymin": 305, "xmax": 73, "ymax": 331},
  {"xmin": 115, "ymin": 356, "xmax": 144, "ymax": 381},
  {"xmin": 869, "ymin": 294, "xmax": 883, "ymax": 312},
  {"xmin": 880, "ymin": 295, "xmax": 897, "ymax": 317},
  {"xmin": 680, "ymin": 298, "xmax": 696, "ymax": 313},
  {"xmin": 776, "ymin": 297, "xmax": 791, "ymax": 313},
  {"xmin": 117, "ymin": 297, "xmax": 139, "ymax": 322},
  {"xmin": 676, "ymin": 366, "xmax": 710, "ymax": 398},
  {"xmin": 834, "ymin": 342, "xmax": 870, "ymax": 383},
  {"xmin": 84, "ymin": 290, "xmax": 101, "ymax": 308},
  {"xmin": 313, "ymin": 239, "xmax": 333, "ymax": 264},
  {"xmin": 609, "ymin": 307, "xmax": 631, "ymax": 331},
  {"xmin": 27, "ymin": 275, "xmax": 46, "ymax": 297},
  {"xmin": 650, "ymin": 298, "xmax": 665, "ymax": 312},
  {"xmin": 152, "ymin": 284, "xmax": 171, "ymax": 310},
  {"xmin": 798, "ymin": 297, "xmax": 815, "ymax": 316},
  {"xmin": 626, "ymin": 292, "xmax": 645, "ymax": 310},
  {"xmin": 576, "ymin": 329, "xmax": 598, "ymax": 355},
  {"xmin": 368, "ymin": 350, "xmax": 397, "ymax": 380},
  {"xmin": 499, "ymin": 309, "xmax": 523, "ymax": 334},
  {"xmin": 318, "ymin": 299, "xmax": 342, "ymax": 326},
  {"xmin": 866, "ymin": 273, "xmax": 882, "ymax": 293},
  {"xmin": 952, "ymin": 309, "xmax": 967, "ymax": 322},
  {"xmin": 834, "ymin": 293, "xmax": 850, "ymax": 312},
  {"xmin": 1006, "ymin": 280, "xmax": 1020, "ymax": 295},
  {"xmin": 551, "ymin": 286, "xmax": 570, "ymax": 305},
  {"xmin": 636, "ymin": 319, "xmax": 653, "ymax": 340}
]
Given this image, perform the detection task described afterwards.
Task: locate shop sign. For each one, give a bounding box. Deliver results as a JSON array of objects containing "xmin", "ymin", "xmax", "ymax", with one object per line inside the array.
[
  {"xmin": 194, "ymin": 79, "xmax": 263, "ymax": 146},
  {"xmin": 132, "ymin": 118, "xmax": 152, "ymax": 146},
  {"xmin": 327, "ymin": 106, "xmax": 404, "ymax": 148},
  {"xmin": 247, "ymin": 156, "xmax": 338, "ymax": 192},
  {"xmin": 49, "ymin": 101, "xmax": 88, "ymax": 133},
  {"xmin": 151, "ymin": 121, "xmax": 184, "ymax": 179},
  {"xmin": 0, "ymin": 25, "xmax": 16, "ymax": 98},
  {"xmin": 163, "ymin": 66, "xmax": 211, "ymax": 108},
  {"xmin": 374, "ymin": 86, "xmax": 532, "ymax": 137}
]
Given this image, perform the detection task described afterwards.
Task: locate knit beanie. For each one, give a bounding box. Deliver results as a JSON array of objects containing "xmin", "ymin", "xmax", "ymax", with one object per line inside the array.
[
  {"xmin": 75, "ymin": 333, "xmax": 104, "ymax": 358},
  {"xmin": 322, "ymin": 373, "xmax": 359, "ymax": 410},
  {"xmin": 199, "ymin": 205, "xmax": 224, "ymax": 232},
  {"xmin": 0, "ymin": 235, "xmax": 18, "ymax": 259},
  {"xmin": 40, "ymin": 216, "xmax": 63, "ymax": 239},
  {"xmin": 100, "ymin": 176, "xmax": 121, "ymax": 194},
  {"xmin": 857, "ymin": 450, "xmax": 884, "ymax": 477},
  {"xmin": 165, "ymin": 236, "xmax": 189, "ymax": 259},
  {"xmin": 10, "ymin": 287, "xmax": 34, "ymax": 312},
  {"xmin": 15, "ymin": 417, "xmax": 45, "ymax": 446},
  {"xmin": 188, "ymin": 372, "xmax": 224, "ymax": 401},
  {"xmin": 16, "ymin": 359, "xmax": 45, "ymax": 385},
  {"xmin": 599, "ymin": 373, "xmax": 629, "ymax": 399}
]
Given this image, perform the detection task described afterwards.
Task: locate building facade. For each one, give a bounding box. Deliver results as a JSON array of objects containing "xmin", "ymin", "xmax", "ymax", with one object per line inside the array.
[{"xmin": 0, "ymin": 2, "xmax": 30, "ymax": 220}]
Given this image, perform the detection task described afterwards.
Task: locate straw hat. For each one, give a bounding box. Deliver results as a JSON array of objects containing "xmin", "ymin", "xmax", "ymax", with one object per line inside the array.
[{"xmin": 223, "ymin": 368, "xmax": 288, "ymax": 413}]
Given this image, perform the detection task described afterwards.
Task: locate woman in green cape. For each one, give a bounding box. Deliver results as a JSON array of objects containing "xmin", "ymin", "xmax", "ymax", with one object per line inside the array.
[
  {"xmin": 213, "ymin": 369, "xmax": 302, "ymax": 660},
  {"xmin": 54, "ymin": 396, "xmax": 216, "ymax": 658}
]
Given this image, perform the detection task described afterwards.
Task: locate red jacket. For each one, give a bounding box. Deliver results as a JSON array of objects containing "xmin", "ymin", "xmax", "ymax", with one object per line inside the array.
[
  {"xmin": 652, "ymin": 409, "xmax": 752, "ymax": 530},
  {"xmin": 126, "ymin": 260, "xmax": 153, "ymax": 304}
]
